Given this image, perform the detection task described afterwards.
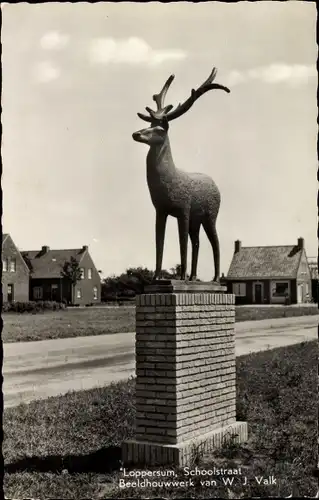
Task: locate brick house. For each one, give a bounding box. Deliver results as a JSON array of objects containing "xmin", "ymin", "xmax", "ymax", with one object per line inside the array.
[
  {"xmin": 2, "ymin": 233, "xmax": 30, "ymax": 302},
  {"xmin": 22, "ymin": 245, "xmax": 101, "ymax": 305},
  {"xmin": 225, "ymin": 238, "xmax": 312, "ymax": 305}
]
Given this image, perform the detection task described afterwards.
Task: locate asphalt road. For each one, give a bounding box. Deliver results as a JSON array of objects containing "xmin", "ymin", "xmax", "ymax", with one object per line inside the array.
[{"xmin": 3, "ymin": 315, "xmax": 318, "ymax": 408}]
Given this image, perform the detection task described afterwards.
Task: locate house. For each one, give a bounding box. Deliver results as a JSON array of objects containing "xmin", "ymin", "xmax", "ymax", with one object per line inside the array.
[
  {"xmin": 226, "ymin": 238, "xmax": 312, "ymax": 305},
  {"xmin": 21, "ymin": 245, "xmax": 101, "ymax": 305},
  {"xmin": 2, "ymin": 233, "xmax": 30, "ymax": 302},
  {"xmin": 307, "ymin": 257, "xmax": 318, "ymax": 303}
]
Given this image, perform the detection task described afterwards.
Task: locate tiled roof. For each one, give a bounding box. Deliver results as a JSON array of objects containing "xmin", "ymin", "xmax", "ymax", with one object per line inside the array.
[
  {"xmin": 227, "ymin": 245, "xmax": 302, "ymax": 279},
  {"xmin": 21, "ymin": 248, "xmax": 86, "ymax": 279}
]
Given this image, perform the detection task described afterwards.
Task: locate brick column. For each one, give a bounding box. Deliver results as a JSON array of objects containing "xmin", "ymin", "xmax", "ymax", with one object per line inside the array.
[{"xmin": 122, "ymin": 281, "xmax": 248, "ymax": 466}]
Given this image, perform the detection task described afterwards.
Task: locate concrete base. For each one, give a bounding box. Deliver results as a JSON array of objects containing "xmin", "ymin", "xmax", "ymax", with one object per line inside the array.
[
  {"xmin": 122, "ymin": 421, "xmax": 248, "ymax": 467},
  {"xmin": 145, "ymin": 279, "xmax": 226, "ymax": 294}
]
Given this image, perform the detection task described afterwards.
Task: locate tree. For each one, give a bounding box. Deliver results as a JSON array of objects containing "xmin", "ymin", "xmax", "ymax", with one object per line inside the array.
[
  {"xmin": 168, "ymin": 264, "xmax": 190, "ymax": 280},
  {"xmin": 61, "ymin": 256, "xmax": 82, "ymax": 304},
  {"xmin": 102, "ymin": 267, "xmax": 154, "ymax": 300}
]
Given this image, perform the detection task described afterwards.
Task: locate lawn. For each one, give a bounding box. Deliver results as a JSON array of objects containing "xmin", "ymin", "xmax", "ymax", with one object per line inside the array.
[
  {"xmin": 2, "ymin": 306, "xmax": 135, "ymax": 343},
  {"xmin": 2, "ymin": 303, "xmax": 318, "ymax": 343},
  {"xmin": 3, "ymin": 340, "xmax": 318, "ymax": 498}
]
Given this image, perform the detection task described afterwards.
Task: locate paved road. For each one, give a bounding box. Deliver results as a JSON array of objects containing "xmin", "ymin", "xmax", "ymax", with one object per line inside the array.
[{"xmin": 3, "ymin": 315, "xmax": 318, "ymax": 408}]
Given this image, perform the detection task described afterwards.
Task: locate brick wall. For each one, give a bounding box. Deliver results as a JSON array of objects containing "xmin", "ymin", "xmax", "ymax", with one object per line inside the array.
[
  {"xmin": 2, "ymin": 235, "xmax": 29, "ymax": 302},
  {"xmin": 135, "ymin": 292, "xmax": 236, "ymax": 445}
]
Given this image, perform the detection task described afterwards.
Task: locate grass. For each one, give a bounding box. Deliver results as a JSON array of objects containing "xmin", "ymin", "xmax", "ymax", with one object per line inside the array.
[
  {"xmin": 3, "ymin": 340, "xmax": 318, "ymax": 498},
  {"xmin": 235, "ymin": 304, "xmax": 318, "ymax": 322},
  {"xmin": 2, "ymin": 303, "xmax": 318, "ymax": 343},
  {"xmin": 2, "ymin": 306, "xmax": 135, "ymax": 343}
]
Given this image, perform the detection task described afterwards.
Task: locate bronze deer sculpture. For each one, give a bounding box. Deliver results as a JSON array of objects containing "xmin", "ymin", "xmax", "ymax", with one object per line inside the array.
[{"xmin": 133, "ymin": 68, "xmax": 230, "ymax": 282}]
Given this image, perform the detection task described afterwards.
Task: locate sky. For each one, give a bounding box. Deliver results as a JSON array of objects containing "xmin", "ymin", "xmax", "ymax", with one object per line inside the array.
[{"xmin": 1, "ymin": 1, "xmax": 317, "ymax": 280}]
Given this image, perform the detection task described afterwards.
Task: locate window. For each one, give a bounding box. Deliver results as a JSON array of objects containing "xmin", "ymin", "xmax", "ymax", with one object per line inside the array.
[
  {"xmin": 80, "ymin": 268, "xmax": 85, "ymax": 279},
  {"xmin": 10, "ymin": 259, "xmax": 16, "ymax": 272},
  {"xmin": 51, "ymin": 284, "xmax": 58, "ymax": 290},
  {"xmin": 88, "ymin": 268, "xmax": 92, "ymax": 280},
  {"xmin": 7, "ymin": 284, "xmax": 14, "ymax": 302},
  {"xmin": 93, "ymin": 286, "xmax": 98, "ymax": 300},
  {"xmin": 271, "ymin": 282, "xmax": 289, "ymax": 297},
  {"xmin": 233, "ymin": 283, "xmax": 246, "ymax": 296},
  {"xmin": 34, "ymin": 287, "xmax": 43, "ymax": 299},
  {"xmin": 3, "ymin": 259, "xmax": 8, "ymax": 272},
  {"xmin": 76, "ymin": 289, "xmax": 82, "ymax": 299}
]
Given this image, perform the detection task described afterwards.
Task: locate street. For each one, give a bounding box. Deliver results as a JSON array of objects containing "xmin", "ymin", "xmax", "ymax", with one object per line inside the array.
[{"xmin": 3, "ymin": 315, "xmax": 318, "ymax": 408}]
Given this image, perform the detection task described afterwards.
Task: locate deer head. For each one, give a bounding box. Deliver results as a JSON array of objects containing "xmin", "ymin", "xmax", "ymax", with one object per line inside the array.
[{"xmin": 132, "ymin": 68, "xmax": 230, "ymax": 146}]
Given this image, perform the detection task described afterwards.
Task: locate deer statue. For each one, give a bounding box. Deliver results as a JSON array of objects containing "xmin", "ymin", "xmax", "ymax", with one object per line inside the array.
[{"xmin": 132, "ymin": 68, "xmax": 230, "ymax": 282}]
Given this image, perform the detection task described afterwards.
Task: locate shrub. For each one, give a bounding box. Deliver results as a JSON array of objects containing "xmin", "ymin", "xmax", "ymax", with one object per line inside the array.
[{"xmin": 2, "ymin": 301, "xmax": 67, "ymax": 313}]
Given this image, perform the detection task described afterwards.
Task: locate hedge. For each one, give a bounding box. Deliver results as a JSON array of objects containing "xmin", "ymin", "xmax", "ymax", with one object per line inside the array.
[{"xmin": 2, "ymin": 301, "xmax": 67, "ymax": 313}]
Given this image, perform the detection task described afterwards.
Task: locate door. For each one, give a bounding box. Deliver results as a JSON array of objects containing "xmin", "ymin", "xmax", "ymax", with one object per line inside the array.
[
  {"xmin": 51, "ymin": 284, "xmax": 59, "ymax": 302},
  {"xmin": 254, "ymin": 283, "xmax": 263, "ymax": 304},
  {"xmin": 297, "ymin": 284, "xmax": 303, "ymax": 303},
  {"xmin": 7, "ymin": 284, "xmax": 14, "ymax": 303}
]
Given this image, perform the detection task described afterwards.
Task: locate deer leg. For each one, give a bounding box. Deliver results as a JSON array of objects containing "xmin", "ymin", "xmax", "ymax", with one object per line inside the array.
[
  {"xmin": 202, "ymin": 216, "xmax": 220, "ymax": 282},
  {"xmin": 189, "ymin": 219, "xmax": 201, "ymax": 281},
  {"xmin": 154, "ymin": 211, "xmax": 167, "ymax": 280},
  {"xmin": 177, "ymin": 215, "xmax": 190, "ymax": 281}
]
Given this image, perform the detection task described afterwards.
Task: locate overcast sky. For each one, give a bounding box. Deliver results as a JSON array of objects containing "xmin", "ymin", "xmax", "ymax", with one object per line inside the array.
[{"xmin": 2, "ymin": 2, "xmax": 317, "ymax": 279}]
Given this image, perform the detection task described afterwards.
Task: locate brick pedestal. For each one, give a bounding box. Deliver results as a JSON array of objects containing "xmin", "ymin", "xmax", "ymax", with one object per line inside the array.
[{"xmin": 122, "ymin": 281, "xmax": 248, "ymax": 467}]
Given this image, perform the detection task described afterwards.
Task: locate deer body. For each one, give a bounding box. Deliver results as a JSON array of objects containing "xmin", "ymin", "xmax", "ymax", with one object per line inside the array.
[{"xmin": 133, "ymin": 68, "xmax": 229, "ymax": 281}]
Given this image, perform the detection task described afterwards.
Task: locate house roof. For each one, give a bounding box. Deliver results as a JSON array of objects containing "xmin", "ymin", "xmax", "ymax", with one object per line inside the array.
[
  {"xmin": 227, "ymin": 245, "xmax": 303, "ymax": 279},
  {"xmin": 2, "ymin": 233, "xmax": 9, "ymax": 244},
  {"xmin": 21, "ymin": 248, "xmax": 87, "ymax": 279}
]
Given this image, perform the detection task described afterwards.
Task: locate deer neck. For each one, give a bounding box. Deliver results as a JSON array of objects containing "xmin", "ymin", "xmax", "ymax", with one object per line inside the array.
[{"xmin": 146, "ymin": 135, "xmax": 176, "ymax": 180}]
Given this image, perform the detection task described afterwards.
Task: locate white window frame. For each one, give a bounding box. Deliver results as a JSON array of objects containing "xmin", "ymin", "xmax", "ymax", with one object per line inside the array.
[
  {"xmin": 93, "ymin": 286, "xmax": 98, "ymax": 300},
  {"xmin": 80, "ymin": 268, "xmax": 85, "ymax": 280},
  {"xmin": 34, "ymin": 286, "xmax": 43, "ymax": 299},
  {"xmin": 10, "ymin": 258, "xmax": 16, "ymax": 272},
  {"xmin": 88, "ymin": 268, "xmax": 92, "ymax": 280},
  {"xmin": 76, "ymin": 288, "xmax": 82, "ymax": 299},
  {"xmin": 3, "ymin": 259, "xmax": 8, "ymax": 272},
  {"xmin": 232, "ymin": 283, "xmax": 246, "ymax": 297}
]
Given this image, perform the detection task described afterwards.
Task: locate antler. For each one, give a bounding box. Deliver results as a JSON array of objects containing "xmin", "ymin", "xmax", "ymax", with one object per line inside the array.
[
  {"xmin": 138, "ymin": 75, "xmax": 175, "ymax": 123},
  {"xmin": 165, "ymin": 67, "xmax": 230, "ymax": 122},
  {"xmin": 137, "ymin": 68, "xmax": 230, "ymax": 124}
]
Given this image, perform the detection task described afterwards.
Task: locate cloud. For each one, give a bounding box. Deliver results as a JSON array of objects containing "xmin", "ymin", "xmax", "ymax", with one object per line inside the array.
[
  {"xmin": 33, "ymin": 61, "xmax": 61, "ymax": 83},
  {"xmin": 226, "ymin": 64, "xmax": 316, "ymax": 87},
  {"xmin": 89, "ymin": 37, "xmax": 187, "ymax": 66},
  {"xmin": 40, "ymin": 31, "xmax": 69, "ymax": 50}
]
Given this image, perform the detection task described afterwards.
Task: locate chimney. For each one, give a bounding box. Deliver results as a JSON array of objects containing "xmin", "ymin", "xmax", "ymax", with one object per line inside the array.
[
  {"xmin": 234, "ymin": 240, "xmax": 242, "ymax": 254},
  {"xmin": 41, "ymin": 245, "xmax": 50, "ymax": 253},
  {"xmin": 297, "ymin": 237, "xmax": 304, "ymax": 250},
  {"xmin": 82, "ymin": 245, "xmax": 88, "ymax": 252}
]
